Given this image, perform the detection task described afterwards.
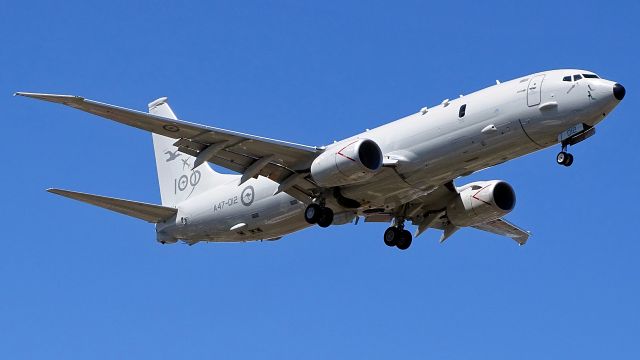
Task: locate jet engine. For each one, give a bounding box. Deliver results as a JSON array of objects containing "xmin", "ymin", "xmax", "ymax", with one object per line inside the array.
[
  {"xmin": 310, "ymin": 138, "xmax": 383, "ymax": 187},
  {"xmin": 447, "ymin": 180, "xmax": 516, "ymax": 227}
]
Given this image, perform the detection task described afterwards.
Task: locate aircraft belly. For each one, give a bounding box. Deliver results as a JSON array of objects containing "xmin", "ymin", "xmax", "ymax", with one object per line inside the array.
[
  {"xmin": 339, "ymin": 168, "xmax": 425, "ymax": 208},
  {"xmin": 206, "ymin": 192, "xmax": 308, "ymax": 242},
  {"xmin": 162, "ymin": 177, "xmax": 304, "ymax": 242}
]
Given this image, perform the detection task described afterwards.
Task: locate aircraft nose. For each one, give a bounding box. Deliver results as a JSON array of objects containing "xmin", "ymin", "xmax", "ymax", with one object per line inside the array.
[{"xmin": 613, "ymin": 83, "xmax": 626, "ymax": 101}]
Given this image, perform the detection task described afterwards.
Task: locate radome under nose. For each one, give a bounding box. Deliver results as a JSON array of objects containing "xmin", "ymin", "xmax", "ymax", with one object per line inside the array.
[{"xmin": 613, "ymin": 83, "xmax": 626, "ymax": 101}]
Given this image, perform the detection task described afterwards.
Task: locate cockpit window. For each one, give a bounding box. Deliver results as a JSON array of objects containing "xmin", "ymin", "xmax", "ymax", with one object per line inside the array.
[
  {"xmin": 583, "ymin": 74, "xmax": 599, "ymax": 79},
  {"xmin": 563, "ymin": 76, "xmax": 572, "ymax": 82},
  {"xmin": 573, "ymin": 74, "xmax": 583, "ymax": 81}
]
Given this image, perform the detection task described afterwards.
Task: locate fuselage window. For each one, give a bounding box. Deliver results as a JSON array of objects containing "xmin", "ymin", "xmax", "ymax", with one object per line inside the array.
[
  {"xmin": 583, "ymin": 74, "xmax": 599, "ymax": 79},
  {"xmin": 563, "ymin": 76, "xmax": 572, "ymax": 82},
  {"xmin": 459, "ymin": 104, "xmax": 467, "ymax": 118},
  {"xmin": 573, "ymin": 74, "xmax": 582, "ymax": 81}
]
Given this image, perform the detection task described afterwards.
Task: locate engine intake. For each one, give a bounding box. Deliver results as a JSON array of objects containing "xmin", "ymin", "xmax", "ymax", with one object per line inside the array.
[
  {"xmin": 310, "ymin": 138, "xmax": 383, "ymax": 187},
  {"xmin": 447, "ymin": 180, "xmax": 516, "ymax": 227}
]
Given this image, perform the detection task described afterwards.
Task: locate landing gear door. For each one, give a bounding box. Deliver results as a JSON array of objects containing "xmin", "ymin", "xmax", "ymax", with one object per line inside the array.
[{"xmin": 527, "ymin": 74, "xmax": 545, "ymax": 107}]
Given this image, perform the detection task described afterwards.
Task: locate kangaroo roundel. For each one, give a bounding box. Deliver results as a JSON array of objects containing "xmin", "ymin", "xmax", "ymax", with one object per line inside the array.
[{"xmin": 241, "ymin": 185, "xmax": 255, "ymax": 206}]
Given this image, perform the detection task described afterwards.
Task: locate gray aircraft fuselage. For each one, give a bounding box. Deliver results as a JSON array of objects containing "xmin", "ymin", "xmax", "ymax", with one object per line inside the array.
[{"xmin": 156, "ymin": 69, "xmax": 622, "ymax": 243}]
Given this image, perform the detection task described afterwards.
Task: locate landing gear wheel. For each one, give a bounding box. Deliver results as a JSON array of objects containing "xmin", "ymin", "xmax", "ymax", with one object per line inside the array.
[
  {"xmin": 304, "ymin": 203, "xmax": 322, "ymax": 224},
  {"xmin": 563, "ymin": 153, "xmax": 574, "ymax": 167},
  {"xmin": 317, "ymin": 207, "xmax": 334, "ymax": 228},
  {"xmin": 396, "ymin": 229, "xmax": 413, "ymax": 250},
  {"xmin": 305, "ymin": 204, "xmax": 334, "ymax": 227},
  {"xmin": 384, "ymin": 227, "xmax": 400, "ymax": 247},
  {"xmin": 556, "ymin": 151, "xmax": 567, "ymax": 165},
  {"xmin": 556, "ymin": 151, "xmax": 574, "ymax": 167}
]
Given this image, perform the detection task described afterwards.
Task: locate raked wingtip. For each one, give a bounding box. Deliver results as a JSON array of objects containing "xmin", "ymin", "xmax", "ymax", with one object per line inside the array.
[
  {"xmin": 14, "ymin": 91, "xmax": 49, "ymax": 97},
  {"xmin": 13, "ymin": 92, "xmax": 82, "ymax": 103}
]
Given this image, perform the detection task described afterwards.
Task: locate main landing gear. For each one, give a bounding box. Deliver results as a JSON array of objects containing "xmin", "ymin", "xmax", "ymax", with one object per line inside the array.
[
  {"xmin": 556, "ymin": 144, "xmax": 574, "ymax": 167},
  {"xmin": 383, "ymin": 223, "xmax": 413, "ymax": 250},
  {"xmin": 304, "ymin": 203, "xmax": 334, "ymax": 228}
]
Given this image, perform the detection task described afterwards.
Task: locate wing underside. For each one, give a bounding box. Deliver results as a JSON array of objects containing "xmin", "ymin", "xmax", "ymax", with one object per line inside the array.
[
  {"xmin": 16, "ymin": 92, "xmax": 322, "ymax": 202},
  {"xmin": 364, "ymin": 181, "xmax": 530, "ymax": 244},
  {"xmin": 472, "ymin": 218, "xmax": 530, "ymax": 245}
]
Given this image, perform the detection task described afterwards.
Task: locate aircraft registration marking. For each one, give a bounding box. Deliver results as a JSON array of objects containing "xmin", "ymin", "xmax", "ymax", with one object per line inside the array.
[
  {"xmin": 213, "ymin": 185, "xmax": 255, "ymax": 212},
  {"xmin": 213, "ymin": 196, "xmax": 239, "ymax": 212}
]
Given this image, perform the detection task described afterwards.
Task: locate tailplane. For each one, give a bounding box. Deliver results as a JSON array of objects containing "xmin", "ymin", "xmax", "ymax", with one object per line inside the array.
[
  {"xmin": 47, "ymin": 188, "xmax": 177, "ymax": 223},
  {"xmin": 149, "ymin": 97, "xmax": 234, "ymax": 207}
]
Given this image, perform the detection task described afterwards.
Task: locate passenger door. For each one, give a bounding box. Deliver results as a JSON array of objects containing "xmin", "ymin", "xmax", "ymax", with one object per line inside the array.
[{"xmin": 526, "ymin": 74, "xmax": 545, "ymax": 107}]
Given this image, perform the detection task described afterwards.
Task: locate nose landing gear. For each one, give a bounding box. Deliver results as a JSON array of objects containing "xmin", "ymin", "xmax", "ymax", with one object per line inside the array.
[
  {"xmin": 556, "ymin": 136, "xmax": 575, "ymax": 167},
  {"xmin": 556, "ymin": 149, "xmax": 574, "ymax": 167},
  {"xmin": 556, "ymin": 124, "xmax": 597, "ymax": 167}
]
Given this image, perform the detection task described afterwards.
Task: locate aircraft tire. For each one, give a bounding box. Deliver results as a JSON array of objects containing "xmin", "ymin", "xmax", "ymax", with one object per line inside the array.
[
  {"xmin": 384, "ymin": 227, "xmax": 400, "ymax": 246},
  {"xmin": 557, "ymin": 151, "xmax": 574, "ymax": 166},
  {"xmin": 563, "ymin": 153, "xmax": 574, "ymax": 167},
  {"xmin": 396, "ymin": 229, "xmax": 413, "ymax": 250},
  {"xmin": 317, "ymin": 207, "xmax": 334, "ymax": 228},
  {"xmin": 304, "ymin": 203, "xmax": 322, "ymax": 224}
]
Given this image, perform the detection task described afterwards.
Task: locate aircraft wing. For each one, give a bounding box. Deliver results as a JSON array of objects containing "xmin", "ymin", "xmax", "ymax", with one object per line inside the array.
[
  {"xmin": 379, "ymin": 181, "xmax": 530, "ymax": 244},
  {"xmin": 48, "ymin": 188, "xmax": 177, "ymax": 223},
  {"xmin": 472, "ymin": 218, "xmax": 530, "ymax": 245},
  {"xmin": 16, "ymin": 92, "xmax": 322, "ymax": 200}
]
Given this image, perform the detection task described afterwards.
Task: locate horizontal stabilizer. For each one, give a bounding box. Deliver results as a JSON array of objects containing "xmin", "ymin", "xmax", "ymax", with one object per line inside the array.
[{"xmin": 47, "ymin": 188, "xmax": 177, "ymax": 223}]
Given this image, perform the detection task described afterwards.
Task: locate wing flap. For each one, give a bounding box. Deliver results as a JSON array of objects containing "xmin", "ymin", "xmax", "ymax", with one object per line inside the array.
[
  {"xmin": 177, "ymin": 144, "xmax": 315, "ymax": 191},
  {"xmin": 48, "ymin": 188, "xmax": 177, "ymax": 223},
  {"xmin": 472, "ymin": 218, "xmax": 530, "ymax": 245}
]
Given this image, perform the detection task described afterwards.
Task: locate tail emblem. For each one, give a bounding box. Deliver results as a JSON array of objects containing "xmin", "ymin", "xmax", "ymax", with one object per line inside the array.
[
  {"xmin": 165, "ymin": 150, "xmax": 181, "ymax": 162},
  {"xmin": 175, "ymin": 170, "xmax": 202, "ymax": 197}
]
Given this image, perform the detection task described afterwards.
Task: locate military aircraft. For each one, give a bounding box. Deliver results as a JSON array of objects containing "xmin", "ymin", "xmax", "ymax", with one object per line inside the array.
[{"xmin": 16, "ymin": 69, "xmax": 625, "ymax": 250}]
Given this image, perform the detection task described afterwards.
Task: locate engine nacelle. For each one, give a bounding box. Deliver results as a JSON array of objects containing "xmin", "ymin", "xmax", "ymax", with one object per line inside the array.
[
  {"xmin": 447, "ymin": 180, "xmax": 516, "ymax": 227},
  {"xmin": 310, "ymin": 138, "xmax": 383, "ymax": 187}
]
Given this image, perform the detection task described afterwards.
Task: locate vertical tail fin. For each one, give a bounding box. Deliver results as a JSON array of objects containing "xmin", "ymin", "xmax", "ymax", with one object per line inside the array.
[{"xmin": 149, "ymin": 97, "xmax": 233, "ymax": 207}]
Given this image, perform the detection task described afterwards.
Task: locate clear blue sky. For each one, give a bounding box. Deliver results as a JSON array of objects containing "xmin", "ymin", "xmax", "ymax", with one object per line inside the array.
[{"xmin": 2, "ymin": 1, "xmax": 638, "ymax": 358}]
